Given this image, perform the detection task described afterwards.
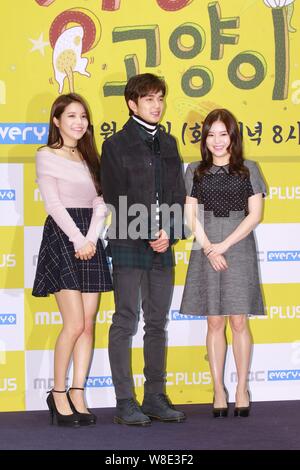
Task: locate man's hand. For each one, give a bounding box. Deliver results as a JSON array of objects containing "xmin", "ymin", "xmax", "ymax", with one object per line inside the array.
[{"xmin": 149, "ymin": 229, "xmax": 169, "ymax": 253}]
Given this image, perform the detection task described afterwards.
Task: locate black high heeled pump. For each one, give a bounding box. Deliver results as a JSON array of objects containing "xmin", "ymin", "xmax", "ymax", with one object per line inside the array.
[
  {"xmin": 234, "ymin": 390, "xmax": 251, "ymax": 417},
  {"xmin": 67, "ymin": 387, "xmax": 97, "ymax": 425},
  {"xmin": 212, "ymin": 388, "xmax": 228, "ymax": 418},
  {"xmin": 46, "ymin": 389, "xmax": 80, "ymax": 427}
]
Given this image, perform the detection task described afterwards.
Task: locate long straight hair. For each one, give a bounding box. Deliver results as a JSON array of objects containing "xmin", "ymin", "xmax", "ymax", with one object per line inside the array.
[
  {"xmin": 195, "ymin": 108, "xmax": 249, "ymax": 180},
  {"xmin": 45, "ymin": 93, "xmax": 101, "ymax": 194}
]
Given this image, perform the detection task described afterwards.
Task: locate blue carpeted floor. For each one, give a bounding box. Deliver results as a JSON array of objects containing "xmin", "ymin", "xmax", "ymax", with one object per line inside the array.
[{"xmin": 0, "ymin": 401, "xmax": 299, "ymax": 450}]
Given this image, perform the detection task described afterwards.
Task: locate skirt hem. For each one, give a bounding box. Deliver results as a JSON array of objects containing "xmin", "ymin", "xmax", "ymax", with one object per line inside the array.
[{"xmin": 32, "ymin": 286, "xmax": 113, "ymax": 298}]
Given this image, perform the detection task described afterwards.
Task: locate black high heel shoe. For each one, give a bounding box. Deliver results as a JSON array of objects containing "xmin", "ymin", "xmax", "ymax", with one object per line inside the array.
[
  {"xmin": 67, "ymin": 387, "xmax": 97, "ymax": 425},
  {"xmin": 234, "ymin": 390, "xmax": 251, "ymax": 417},
  {"xmin": 212, "ymin": 388, "xmax": 228, "ymax": 418},
  {"xmin": 46, "ymin": 389, "xmax": 80, "ymax": 427}
]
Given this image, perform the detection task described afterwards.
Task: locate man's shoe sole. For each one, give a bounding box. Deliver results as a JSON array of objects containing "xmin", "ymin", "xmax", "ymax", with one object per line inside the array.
[
  {"xmin": 114, "ymin": 416, "xmax": 151, "ymax": 426},
  {"xmin": 145, "ymin": 414, "xmax": 186, "ymax": 422}
]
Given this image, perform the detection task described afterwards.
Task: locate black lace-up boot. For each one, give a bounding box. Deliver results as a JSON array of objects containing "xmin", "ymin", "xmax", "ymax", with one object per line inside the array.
[
  {"xmin": 142, "ymin": 393, "xmax": 186, "ymax": 422},
  {"xmin": 115, "ymin": 398, "xmax": 151, "ymax": 426}
]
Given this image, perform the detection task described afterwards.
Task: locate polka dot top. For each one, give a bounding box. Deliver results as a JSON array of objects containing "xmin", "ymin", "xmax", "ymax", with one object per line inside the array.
[{"xmin": 190, "ymin": 161, "xmax": 266, "ymax": 217}]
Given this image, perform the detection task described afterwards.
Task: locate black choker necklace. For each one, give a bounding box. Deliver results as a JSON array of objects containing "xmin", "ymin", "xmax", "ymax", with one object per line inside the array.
[{"xmin": 63, "ymin": 144, "xmax": 77, "ymax": 154}]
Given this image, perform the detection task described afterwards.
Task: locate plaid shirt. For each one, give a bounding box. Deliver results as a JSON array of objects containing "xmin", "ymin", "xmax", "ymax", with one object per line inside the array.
[{"xmin": 108, "ymin": 243, "xmax": 174, "ymax": 270}]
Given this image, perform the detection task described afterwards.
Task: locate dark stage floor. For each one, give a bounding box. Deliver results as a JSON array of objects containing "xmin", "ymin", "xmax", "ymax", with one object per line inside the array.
[{"xmin": 0, "ymin": 401, "xmax": 299, "ymax": 451}]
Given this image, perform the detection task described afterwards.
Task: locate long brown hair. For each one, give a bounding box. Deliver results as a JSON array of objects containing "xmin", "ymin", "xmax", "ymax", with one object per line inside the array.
[
  {"xmin": 195, "ymin": 108, "xmax": 249, "ymax": 180},
  {"xmin": 45, "ymin": 93, "xmax": 101, "ymax": 194}
]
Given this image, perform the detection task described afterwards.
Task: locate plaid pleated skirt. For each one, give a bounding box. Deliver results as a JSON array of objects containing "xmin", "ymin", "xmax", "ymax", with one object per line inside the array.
[
  {"xmin": 180, "ymin": 211, "xmax": 265, "ymax": 316},
  {"xmin": 32, "ymin": 208, "xmax": 113, "ymax": 297}
]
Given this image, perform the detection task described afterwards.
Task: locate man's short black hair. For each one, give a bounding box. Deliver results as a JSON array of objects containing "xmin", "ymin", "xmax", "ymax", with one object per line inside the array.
[{"xmin": 124, "ymin": 73, "xmax": 166, "ymax": 115}]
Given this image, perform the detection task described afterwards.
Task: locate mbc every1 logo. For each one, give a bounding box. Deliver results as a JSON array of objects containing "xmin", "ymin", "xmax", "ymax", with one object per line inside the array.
[
  {"xmin": 0, "ymin": 314, "xmax": 16, "ymax": 325},
  {"xmin": 0, "ymin": 124, "xmax": 48, "ymax": 144},
  {"xmin": 0, "ymin": 190, "xmax": 16, "ymax": 201}
]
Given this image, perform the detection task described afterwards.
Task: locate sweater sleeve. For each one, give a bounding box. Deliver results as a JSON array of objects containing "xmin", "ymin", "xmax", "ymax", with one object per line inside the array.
[
  {"xmin": 85, "ymin": 196, "xmax": 108, "ymax": 245},
  {"xmin": 36, "ymin": 151, "xmax": 86, "ymax": 251}
]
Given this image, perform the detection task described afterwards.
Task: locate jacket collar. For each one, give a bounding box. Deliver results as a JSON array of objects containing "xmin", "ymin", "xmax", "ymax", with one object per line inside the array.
[{"xmin": 123, "ymin": 118, "xmax": 173, "ymax": 158}]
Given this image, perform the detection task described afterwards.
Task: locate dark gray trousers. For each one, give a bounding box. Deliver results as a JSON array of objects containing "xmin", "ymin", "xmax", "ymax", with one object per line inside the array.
[{"xmin": 109, "ymin": 259, "xmax": 174, "ymax": 399}]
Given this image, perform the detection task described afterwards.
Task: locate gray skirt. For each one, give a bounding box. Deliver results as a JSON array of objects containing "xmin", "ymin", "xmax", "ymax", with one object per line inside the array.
[{"xmin": 180, "ymin": 211, "xmax": 265, "ymax": 316}]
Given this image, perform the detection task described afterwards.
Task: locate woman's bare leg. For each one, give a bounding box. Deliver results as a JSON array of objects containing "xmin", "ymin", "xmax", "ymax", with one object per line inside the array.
[
  {"xmin": 69, "ymin": 292, "xmax": 100, "ymax": 413},
  {"xmin": 206, "ymin": 316, "xmax": 227, "ymax": 408},
  {"xmin": 52, "ymin": 289, "xmax": 85, "ymax": 414},
  {"xmin": 229, "ymin": 314, "xmax": 252, "ymax": 407}
]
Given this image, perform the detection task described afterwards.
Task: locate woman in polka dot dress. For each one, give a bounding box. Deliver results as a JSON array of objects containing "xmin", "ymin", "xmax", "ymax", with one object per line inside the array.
[{"xmin": 180, "ymin": 109, "xmax": 266, "ymax": 418}]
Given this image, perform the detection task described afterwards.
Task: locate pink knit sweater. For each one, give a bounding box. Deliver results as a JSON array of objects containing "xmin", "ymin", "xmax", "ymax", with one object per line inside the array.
[{"xmin": 36, "ymin": 148, "xmax": 107, "ymax": 251}]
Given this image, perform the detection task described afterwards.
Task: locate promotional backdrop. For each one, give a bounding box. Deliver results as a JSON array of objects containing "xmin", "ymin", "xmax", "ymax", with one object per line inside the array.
[{"xmin": 0, "ymin": 0, "xmax": 300, "ymax": 411}]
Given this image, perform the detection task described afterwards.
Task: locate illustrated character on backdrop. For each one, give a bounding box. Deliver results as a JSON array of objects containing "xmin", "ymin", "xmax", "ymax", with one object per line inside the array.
[
  {"xmin": 47, "ymin": 8, "xmax": 101, "ymax": 94},
  {"xmin": 53, "ymin": 26, "xmax": 90, "ymax": 94}
]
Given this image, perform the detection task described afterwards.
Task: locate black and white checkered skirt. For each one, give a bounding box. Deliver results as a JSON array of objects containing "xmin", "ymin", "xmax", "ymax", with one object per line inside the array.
[{"xmin": 32, "ymin": 208, "xmax": 113, "ymax": 297}]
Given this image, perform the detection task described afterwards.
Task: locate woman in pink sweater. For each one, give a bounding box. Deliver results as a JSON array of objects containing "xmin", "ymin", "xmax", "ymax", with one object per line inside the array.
[{"xmin": 32, "ymin": 93, "xmax": 112, "ymax": 427}]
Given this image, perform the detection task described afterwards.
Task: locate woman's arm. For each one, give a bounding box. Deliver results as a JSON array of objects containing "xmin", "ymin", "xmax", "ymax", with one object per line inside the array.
[
  {"xmin": 37, "ymin": 171, "xmax": 87, "ymax": 251},
  {"xmin": 209, "ymin": 193, "xmax": 263, "ymax": 256},
  {"xmin": 185, "ymin": 196, "xmax": 228, "ymax": 271},
  {"xmin": 185, "ymin": 196, "xmax": 210, "ymax": 250},
  {"xmin": 85, "ymin": 196, "xmax": 108, "ymax": 245}
]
